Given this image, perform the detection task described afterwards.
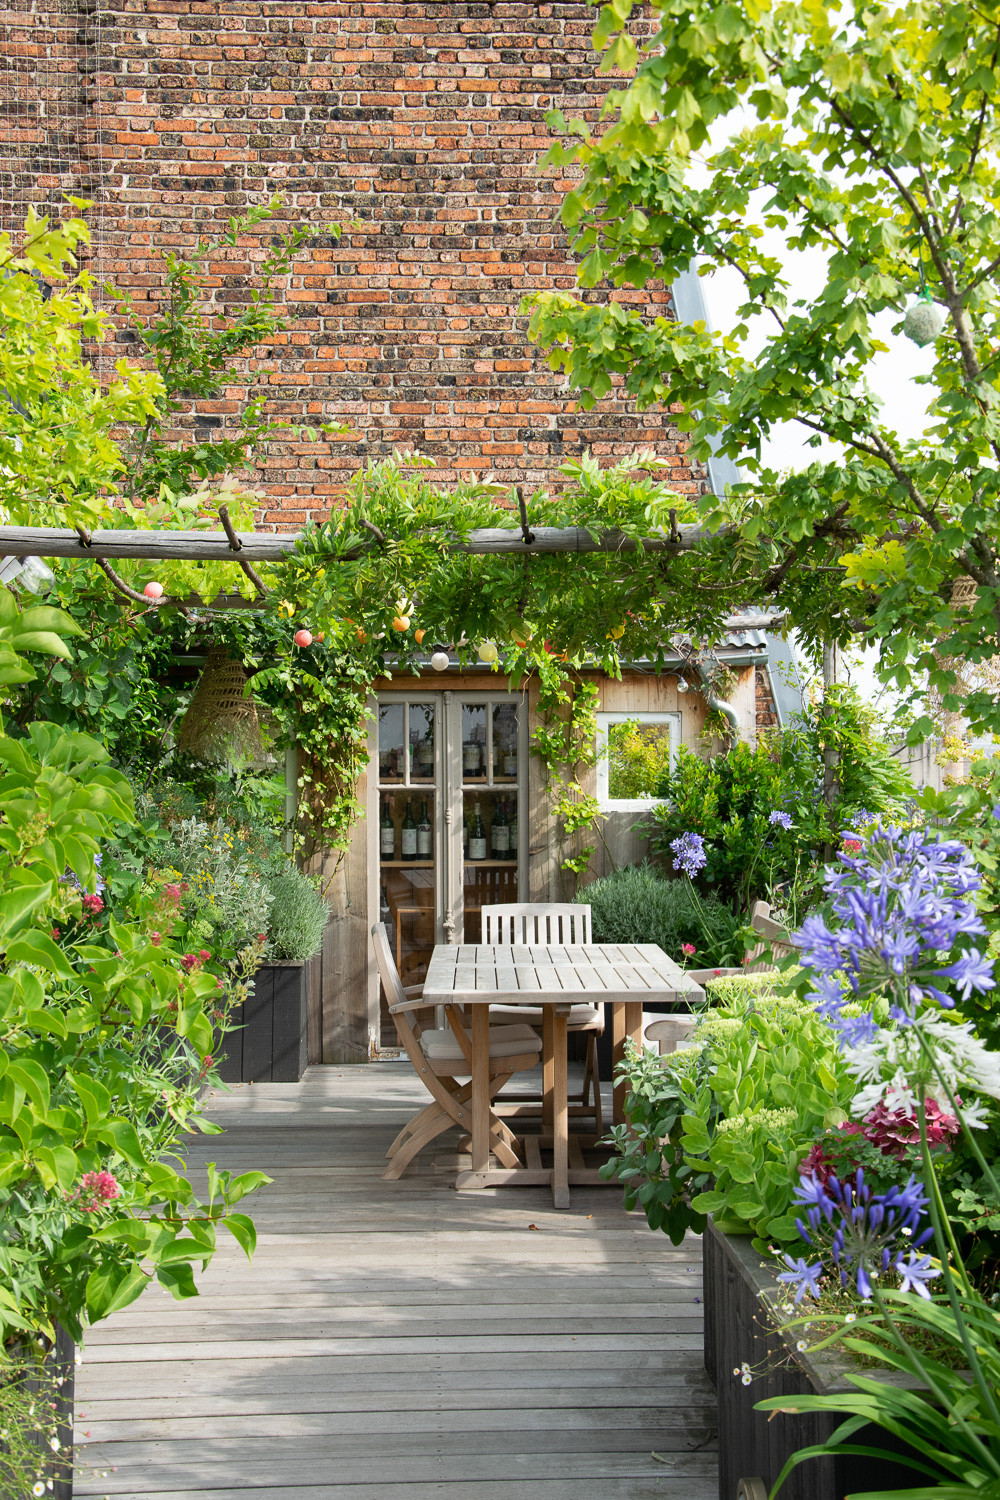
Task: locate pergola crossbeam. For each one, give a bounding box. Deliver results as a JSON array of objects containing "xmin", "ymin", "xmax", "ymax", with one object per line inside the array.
[{"xmin": 0, "ymin": 522, "xmax": 712, "ymax": 565}]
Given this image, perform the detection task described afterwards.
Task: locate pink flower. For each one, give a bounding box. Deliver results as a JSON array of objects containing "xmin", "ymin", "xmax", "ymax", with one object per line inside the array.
[
  {"xmin": 256, "ymin": 932, "xmax": 268, "ymax": 943},
  {"xmin": 81, "ymin": 893, "xmax": 104, "ymax": 917},
  {"xmin": 680, "ymin": 943, "xmax": 696, "ymax": 958},
  {"xmin": 163, "ymin": 883, "xmax": 182, "ymax": 903},
  {"xmin": 842, "ymin": 837, "xmax": 863, "ymax": 855},
  {"xmin": 181, "ymin": 953, "xmax": 199, "ymax": 973},
  {"xmin": 150, "ymin": 931, "xmax": 162, "ymax": 946},
  {"xmin": 68, "ymin": 1169, "xmax": 121, "ymax": 1212},
  {"xmin": 51, "ymin": 927, "xmax": 61, "ymax": 940},
  {"xmin": 198, "ymin": 948, "xmax": 211, "ymax": 961}
]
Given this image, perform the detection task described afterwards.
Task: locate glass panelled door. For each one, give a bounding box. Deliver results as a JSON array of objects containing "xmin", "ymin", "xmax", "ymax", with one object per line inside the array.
[
  {"xmin": 374, "ymin": 689, "xmax": 526, "ymax": 1041},
  {"xmin": 459, "ymin": 698, "xmax": 522, "ymax": 943},
  {"xmin": 376, "ymin": 698, "xmax": 439, "ymax": 994}
]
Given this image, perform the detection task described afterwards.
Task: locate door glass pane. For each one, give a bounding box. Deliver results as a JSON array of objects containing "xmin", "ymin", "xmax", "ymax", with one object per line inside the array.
[
  {"xmin": 378, "ymin": 703, "xmax": 405, "ymax": 783},
  {"xmin": 493, "ymin": 703, "xmax": 518, "ymax": 783},
  {"xmin": 460, "ymin": 698, "xmax": 522, "ymax": 942},
  {"xmin": 378, "ymin": 787, "xmax": 436, "ymax": 993},
  {"xmin": 410, "ymin": 702, "xmax": 435, "ymax": 783},
  {"xmin": 461, "ymin": 703, "xmax": 487, "ymax": 783}
]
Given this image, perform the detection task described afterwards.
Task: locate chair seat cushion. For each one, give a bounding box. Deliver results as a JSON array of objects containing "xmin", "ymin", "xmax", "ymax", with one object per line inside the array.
[
  {"xmin": 420, "ymin": 1023, "xmax": 543, "ymax": 1063},
  {"xmin": 487, "ymin": 1002, "xmax": 603, "ymax": 1030}
]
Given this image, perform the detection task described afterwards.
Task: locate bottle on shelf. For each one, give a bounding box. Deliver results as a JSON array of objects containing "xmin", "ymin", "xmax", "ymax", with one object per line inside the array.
[
  {"xmin": 463, "ymin": 812, "xmax": 470, "ymax": 857},
  {"xmin": 380, "ymin": 798, "xmax": 396, "ymax": 858},
  {"xmin": 468, "ymin": 801, "xmax": 487, "ymax": 861},
  {"xmin": 379, "ymin": 885, "xmax": 391, "ymax": 922},
  {"xmin": 491, "ymin": 799, "xmax": 509, "ymax": 857},
  {"xmin": 401, "ymin": 800, "xmax": 417, "ymax": 862},
  {"xmin": 417, "ymin": 800, "xmax": 432, "ymax": 858},
  {"xmin": 507, "ymin": 799, "xmax": 518, "ymax": 860}
]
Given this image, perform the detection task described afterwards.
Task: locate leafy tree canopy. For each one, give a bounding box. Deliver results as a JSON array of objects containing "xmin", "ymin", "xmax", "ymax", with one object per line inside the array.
[{"xmin": 526, "ymin": 0, "xmax": 1000, "ymax": 739}]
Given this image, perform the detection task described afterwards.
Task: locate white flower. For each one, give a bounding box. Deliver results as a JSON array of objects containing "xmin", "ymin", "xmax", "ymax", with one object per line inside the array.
[
  {"xmin": 741, "ymin": 1373, "xmax": 752, "ymax": 1385},
  {"xmin": 33, "ymin": 1485, "xmax": 45, "ymax": 1498},
  {"xmin": 960, "ymin": 1098, "xmax": 990, "ymax": 1129},
  {"xmin": 50, "ymin": 1437, "xmax": 60, "ymax": 1451},
  {"xmin": 796, "ymin": 1339, "xmax": 808, "ymax": 1351},
  {"xmin": 845, "ymin": 1313, "xmax": 857, "ymax": 1323}
]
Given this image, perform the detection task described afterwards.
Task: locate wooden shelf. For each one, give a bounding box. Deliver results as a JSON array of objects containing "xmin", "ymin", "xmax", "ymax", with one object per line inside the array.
[
  {"xmin": 464, "ymin": 859, "xmax": 519, "ymax": 870},
  {"xmin": 381, "ymin": 860, "xmax": 435, "ymax": 868}
]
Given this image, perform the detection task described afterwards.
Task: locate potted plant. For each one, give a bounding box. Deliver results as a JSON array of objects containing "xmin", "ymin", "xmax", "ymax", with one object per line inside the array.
[{"xmin": 217, "ymin": 866, "xmax": 329, "ymax": 1083}]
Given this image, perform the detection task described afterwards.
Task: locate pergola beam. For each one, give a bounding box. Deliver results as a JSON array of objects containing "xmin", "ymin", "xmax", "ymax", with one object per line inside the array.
[{"xmin": 0, "ymin": 522, "xmax": 712, "ymax": 565}]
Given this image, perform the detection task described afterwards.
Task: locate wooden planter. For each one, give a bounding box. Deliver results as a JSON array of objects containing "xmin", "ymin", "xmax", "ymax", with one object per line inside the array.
[
  {"xmin": 704, "ymin": 1220, "xmax": 920, "ymax": 1500},
  {"xmin": 1, "ymin": 1326, "xmax": 75, "ymax": 1499},
  {"xmin": 216, "ymin": 960, "xmax": 310, "ymax": 1083}
]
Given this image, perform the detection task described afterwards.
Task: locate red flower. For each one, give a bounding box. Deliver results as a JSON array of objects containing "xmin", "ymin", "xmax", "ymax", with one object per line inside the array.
[
  {"xmin": 680, "ymin": 942, "xmax": 696, "ymax": 958},
  {"xmin": 81, "ymin": 893, "xmax": 104, "ymax": 918}
]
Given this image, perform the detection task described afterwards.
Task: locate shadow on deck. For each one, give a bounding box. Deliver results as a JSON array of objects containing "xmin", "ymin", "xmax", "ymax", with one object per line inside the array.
[{"xmin": 74, "ymin": 1063, "xmax": 718, "ymax": 1498}]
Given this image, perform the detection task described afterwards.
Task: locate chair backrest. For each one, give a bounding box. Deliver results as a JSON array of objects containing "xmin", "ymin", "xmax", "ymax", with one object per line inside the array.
[
  {"xmin": 645, "ymin": 1014, "xmax": 697, "ymax": 1056},
  {"xmin": 480, "ymin": 903, "xmax": 591, "ymax": 946},
  {"xmin": 743, "ymin": 899, "xmax": 797, "ymax": 971},
  {"xmin": 371, "ymin": 923, "xmax": 474, "ymax": 1079}
]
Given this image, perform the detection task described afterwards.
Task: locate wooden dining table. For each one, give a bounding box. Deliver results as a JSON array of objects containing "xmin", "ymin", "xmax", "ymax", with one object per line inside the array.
[{"xmin": 420, "ymin": 941, "xmax": 705, "ymax": 1208}]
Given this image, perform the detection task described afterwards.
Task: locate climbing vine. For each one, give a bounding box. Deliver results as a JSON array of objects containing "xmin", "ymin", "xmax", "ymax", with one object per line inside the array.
[{"xmin": 532, "ymin": 666, "xmax": 602, "ymax": 884}]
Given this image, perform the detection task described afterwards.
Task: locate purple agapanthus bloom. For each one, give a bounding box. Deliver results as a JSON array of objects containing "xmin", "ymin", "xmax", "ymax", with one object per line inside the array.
[
  {"xmin": 780, "ymin": 1168, "xmax": 935, "ymax": 1302},
  {"xmin": 670, "ymin": 831, "xmax": 707, "ymax": 879},
  {"xmin": 794, "ymin": 821, "xmax": 992, "ymax": 1046},
  {"xmin": 769, "ymin": 810, "xmax": 793, "ymax": 830}
]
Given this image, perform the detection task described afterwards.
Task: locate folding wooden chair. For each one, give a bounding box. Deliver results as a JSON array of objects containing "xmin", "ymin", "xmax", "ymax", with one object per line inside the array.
[
  {"xmin": 371, "ymin": 924, "xmax": 542, "ymax": 1181},
  {"xmin": 479, "ymin": 903, "xmax": 603, "ymax": 1133}
]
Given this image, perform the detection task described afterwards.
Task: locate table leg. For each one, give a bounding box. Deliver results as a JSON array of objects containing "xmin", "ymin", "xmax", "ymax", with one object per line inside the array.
[
  {"xmin": 551, "ymin": 1004, "xmax": 570, "ymax": 1209},
  {"xmin": 470, "ymin": 1004, "xmax": 491, "ymax": 1174},
  {"xmin": 612, "ymin": 1000, "xmax": 645, "ymax": 1125},
  {"xmin": 542, "ymin": 1007, "xmax": 555, "ymax": 1133}
]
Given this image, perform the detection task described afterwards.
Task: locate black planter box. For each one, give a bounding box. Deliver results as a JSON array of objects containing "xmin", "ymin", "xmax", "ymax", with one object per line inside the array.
[
  {"xmin": 2, "ymin": 1325, "xmax": 75, "ymax": 1498},
  {"xmin": 704, "ymin": 1220, "xmax": 921, "ymax": 1500},
  {"xmin": 216, "ymin": 960, "xmax": 309, "ymax": 1083}
]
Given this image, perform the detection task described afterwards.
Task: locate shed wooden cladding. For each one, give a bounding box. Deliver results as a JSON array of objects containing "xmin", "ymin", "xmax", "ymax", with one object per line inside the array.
[{"xmin": 73, "ymin": 1064, "xmax": 719, "ymax": 1497}]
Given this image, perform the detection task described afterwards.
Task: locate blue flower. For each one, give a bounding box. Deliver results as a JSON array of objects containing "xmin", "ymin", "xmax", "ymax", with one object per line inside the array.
[
  {"xmin": 893, "ymin": 1252, "xmax": 941, "ymax": 1298},
  {"xmin": 777, "ymin": 1256, "xmax": 824, "ymax": 1303},
  {"xmin": 670, "ymin": 831, "xmax": 707, "ymax": 879},
  {"xmin": 769, "ymin": 810, "xmax": 793, "ymax": 830}
]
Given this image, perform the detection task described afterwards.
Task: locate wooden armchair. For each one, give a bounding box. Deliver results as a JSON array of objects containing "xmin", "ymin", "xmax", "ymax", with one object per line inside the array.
[
  {"xmin": 479, "ymin": 903, "xmax": 603, "ymax": 1132},
  {"xmin": 371, "ymin": 924, "xmax": 542, "ymax": 1181}
]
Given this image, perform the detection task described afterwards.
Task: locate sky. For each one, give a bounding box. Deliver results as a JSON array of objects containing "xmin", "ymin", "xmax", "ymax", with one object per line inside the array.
[{"xmin": 691, "ymin": 123, "xmax": 939, "ymax": 707}]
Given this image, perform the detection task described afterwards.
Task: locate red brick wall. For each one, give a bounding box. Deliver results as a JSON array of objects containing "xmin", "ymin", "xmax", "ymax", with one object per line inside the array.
[{"xmin": 6, "ymin": 2, "xmax": 708, "ymax": 524}]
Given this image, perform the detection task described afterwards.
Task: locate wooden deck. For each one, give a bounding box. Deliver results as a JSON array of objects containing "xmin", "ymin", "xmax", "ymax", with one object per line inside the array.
[{"xmin": 74, "ymin": 1064, "xmax": 718, "ymax": 1498}]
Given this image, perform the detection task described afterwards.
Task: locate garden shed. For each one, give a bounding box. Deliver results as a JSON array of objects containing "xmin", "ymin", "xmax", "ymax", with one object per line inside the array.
[{"xmin": 311, "ymin": 624, "xmax": 797, "ymax": 1063}]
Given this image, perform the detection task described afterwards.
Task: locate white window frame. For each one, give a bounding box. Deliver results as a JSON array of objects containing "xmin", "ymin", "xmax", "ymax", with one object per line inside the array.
[{"xmin": 595, "ymin": 711, "xmax": 681, "ymax": 811}]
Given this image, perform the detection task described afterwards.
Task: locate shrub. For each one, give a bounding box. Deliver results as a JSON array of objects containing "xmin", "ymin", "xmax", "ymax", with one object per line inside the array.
[
  {"xmin": 703, "ymin": 969, "xmax": 783, "ymax": 1006},
  {"xmin": 578, "ymin": 861, "xmax": 744, "ymax": 964},
  {"xmin": 264, "ymin": 868, "xmax": 330, "ymax": 962}
]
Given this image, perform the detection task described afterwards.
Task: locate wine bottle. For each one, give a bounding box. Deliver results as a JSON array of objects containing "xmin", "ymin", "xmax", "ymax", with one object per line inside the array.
[
  {"xmin": 417, "ymin": 800, "xmax": 432, "ymax": 858},
  {"xmin": 491, "ymin": 799, "xmax": 509, "ymax": 856},
  {"xmin": 507, "ymin": 799, "xmax": 518, "ymax": 860},
  {"xmin": 380, "ymin": 799, "xmax": 395, "ymax": 858},
  {"xmin": 401, "ymin": 800, "xmax": 417, "ymax": 861},
  {"xmin": 379, "ymin": 885, "xmax": 391, "ymax": 922},
  {"xmin": 469, "ymin": 801, "xmax": 487, "ymax": 861}
]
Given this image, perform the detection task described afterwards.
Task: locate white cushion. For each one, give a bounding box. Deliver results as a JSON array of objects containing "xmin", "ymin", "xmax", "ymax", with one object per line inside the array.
[
  {"xmin": 420, "ymin": 1023, "xmax": 542, "ymax": 1063},
  {"xmin": 487, "ymin": 1002, "xmax": 603, "ymax": 1029}
]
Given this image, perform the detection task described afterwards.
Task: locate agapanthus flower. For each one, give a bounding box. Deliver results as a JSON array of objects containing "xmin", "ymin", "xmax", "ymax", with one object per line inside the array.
[
  {"xmin": 795, "ymin": 823, "xmax": 993, "ymax": 1087},
  {"xmin": 768, "ymin": 810, "xmax": 793, "ymax": 830},
  {"xmin": 780, "ymin": 1168, "xmax": 936, "ymax": 1302},
  {"xmin": 670, "ymin": 831, "xmax": 707, "ymax": 878}
]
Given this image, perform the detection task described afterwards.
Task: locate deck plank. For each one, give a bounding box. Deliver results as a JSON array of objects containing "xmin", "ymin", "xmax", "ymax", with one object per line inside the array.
[{"xmin": 74, "ymin": 1063, "xmax": 717, "ymax": 1495}]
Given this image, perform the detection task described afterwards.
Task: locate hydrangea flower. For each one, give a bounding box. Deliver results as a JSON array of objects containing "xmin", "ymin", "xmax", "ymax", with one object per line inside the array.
[
  {"xmin": 670, "ymin": 831, "xmax": 707, "ymax": 878},
  {"xmin": 779, "ymin": 1168, "xmax": 939, "ymax": 1302},
  {"xmin": 768, "ymin": 810, "xmax": 793, "ymax": 830}
]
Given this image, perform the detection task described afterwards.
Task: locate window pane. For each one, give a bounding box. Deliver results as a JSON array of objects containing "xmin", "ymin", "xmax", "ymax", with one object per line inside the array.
[
  {"xmin": 607, "ymin": 720, "xmax": 673, "ymax": 800},
  {"xmin": 410, "ymin": 701, "xmax": 435, "ymax": 782},
  {"xmin": 378, "ymin": 703, "xmax": 405, "ymax": 782},
  {"xmin": 461, "ymin": 703, "xmax": 487, "ymax": 782},
  {"xmin": 492, "ymin": 703, "xmax": 518, "ymax": 782}
]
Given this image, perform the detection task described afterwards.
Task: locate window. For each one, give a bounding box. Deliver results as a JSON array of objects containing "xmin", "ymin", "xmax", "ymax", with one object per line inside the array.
[{"xmin": 595, "ymin": 712, "xmax": 681, "ymax": 811}]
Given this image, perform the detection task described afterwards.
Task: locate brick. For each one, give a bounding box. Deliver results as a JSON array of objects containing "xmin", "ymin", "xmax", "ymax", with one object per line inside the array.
[{"xmin": 0, "ymin": 0, "xmax": 708, "ymax": 510}]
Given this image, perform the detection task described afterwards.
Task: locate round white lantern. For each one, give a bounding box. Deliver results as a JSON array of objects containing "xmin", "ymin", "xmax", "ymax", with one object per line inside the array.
[
  {"xmin": 430, "ymin": 651, "xmax": 450, "ymax": 672},
  {"xmin": 477, "ymin": 641, "xmax": 499, "ymax": 664}
]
